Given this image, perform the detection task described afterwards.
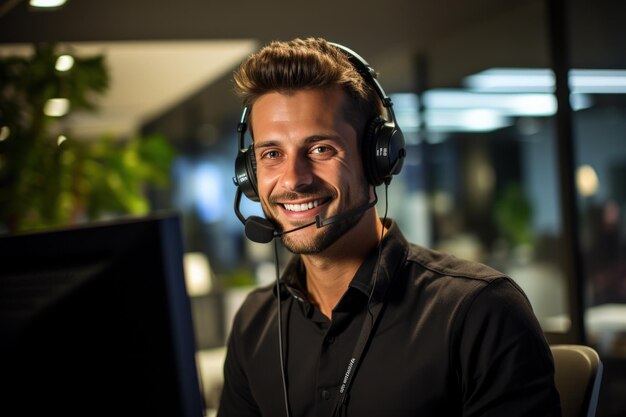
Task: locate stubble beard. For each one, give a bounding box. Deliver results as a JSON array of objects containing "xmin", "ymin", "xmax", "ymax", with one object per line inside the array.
[{"xmin": 270, "ymin": 182, "xmax": 371, "ymax": 255}]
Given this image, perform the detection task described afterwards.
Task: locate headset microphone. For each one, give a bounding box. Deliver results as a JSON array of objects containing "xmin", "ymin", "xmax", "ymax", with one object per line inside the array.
[
  {"xmin": 233, "ymin": 186, "xmax": 378, "ymax": 244},
  {"xmin": 233, "ymin": 187, "xmax": 275, "ymax": 243}
]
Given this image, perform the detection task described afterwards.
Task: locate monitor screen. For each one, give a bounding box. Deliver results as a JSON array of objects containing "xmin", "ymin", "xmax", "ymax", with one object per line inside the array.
[{"xmin": 0, "ymin": 213, "xmax": 205, "ymax": 417}]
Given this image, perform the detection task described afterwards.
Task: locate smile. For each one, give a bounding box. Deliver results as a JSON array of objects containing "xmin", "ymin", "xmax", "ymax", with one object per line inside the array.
[{"xmin": 283, "ymin": 198, "xmax": 327, "ymax": 212}]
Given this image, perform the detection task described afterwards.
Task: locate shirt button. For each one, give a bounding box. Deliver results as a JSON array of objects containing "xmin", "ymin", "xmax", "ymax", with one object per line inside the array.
[
  {"xmin": 321, "ymin": 390, "xmax": 331, "ymax": 400},
  {"xmin": 326, "ymin": 336, "xmax": 335, "ymax": 344}
]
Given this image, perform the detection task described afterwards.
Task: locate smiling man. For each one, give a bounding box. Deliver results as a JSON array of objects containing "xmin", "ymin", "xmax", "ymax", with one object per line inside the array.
[{"xmin": 219, "ymin": 38, "xmax": 561, "ymax": 417}]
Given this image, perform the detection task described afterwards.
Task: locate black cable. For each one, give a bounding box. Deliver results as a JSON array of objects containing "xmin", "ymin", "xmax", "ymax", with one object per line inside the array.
[
  {"xmin": 274, "ymin": 238, "xmax": 291, "ymax": 417},
  {"xmin": 275, "ymin": 183, "xmax": 389, "ymax": 417},
  {"xmin": 366, "ymin": 181, "xmax": 390, "ymax": 323}
]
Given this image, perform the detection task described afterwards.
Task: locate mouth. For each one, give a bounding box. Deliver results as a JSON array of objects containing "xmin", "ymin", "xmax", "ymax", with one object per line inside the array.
[{"xmin": 281, "ymin": 197, "xmax": 331, "ymax": 213}]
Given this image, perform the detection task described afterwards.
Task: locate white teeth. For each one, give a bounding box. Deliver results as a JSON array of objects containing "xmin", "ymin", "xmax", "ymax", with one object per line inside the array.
[{"xmin": 284, "ymin": 199, "xmax": 322, "ymax": 212}]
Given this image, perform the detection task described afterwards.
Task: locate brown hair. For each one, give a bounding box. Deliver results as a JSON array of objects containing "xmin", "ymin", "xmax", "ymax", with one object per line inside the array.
[{"xmin": 233, "ymin": 37, "xmax": 381, "ymax": 136}]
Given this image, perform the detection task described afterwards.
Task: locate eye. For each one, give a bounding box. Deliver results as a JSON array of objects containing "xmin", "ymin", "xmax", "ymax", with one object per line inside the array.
[
  {"xmin": 310, "ymin": 145, "xmax": 334, "ymax": 155},
  {"xmin": 261, "ymin": 150, "xmax": 281, "ymax": 160}
]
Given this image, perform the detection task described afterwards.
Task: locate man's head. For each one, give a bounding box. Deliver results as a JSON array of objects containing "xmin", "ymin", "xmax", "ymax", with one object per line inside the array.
[
  {"xmin": 234, "ymin": 37, "xmax": 382, "ymax": 141},
  {"xmin": 233, "ymin": 38, "xmax": 397, "ymax": 254}
]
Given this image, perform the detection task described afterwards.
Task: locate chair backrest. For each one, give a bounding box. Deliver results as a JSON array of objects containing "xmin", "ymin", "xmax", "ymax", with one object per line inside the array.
[{"xmin": 550, "ymin": 344, "xmax": 603, "ymax": 417}]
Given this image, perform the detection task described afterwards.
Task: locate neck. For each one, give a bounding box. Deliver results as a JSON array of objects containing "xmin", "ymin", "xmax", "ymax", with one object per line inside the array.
[{"xmin": 302, "ymin": 210, "xmax": 385, "ymax": 319}]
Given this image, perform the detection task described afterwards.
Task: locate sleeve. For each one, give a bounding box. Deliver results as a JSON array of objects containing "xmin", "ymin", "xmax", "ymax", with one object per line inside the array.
[
  {"xmin": 455, "ymin": 278, "xmax": 562, "ymax": 417},
  {"xmin": 216, "ymin": 311, "xmax": 261, "ymax": 417}
]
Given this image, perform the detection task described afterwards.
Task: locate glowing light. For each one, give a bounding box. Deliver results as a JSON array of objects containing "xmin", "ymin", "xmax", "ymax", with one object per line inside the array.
[
  {"xmin": 30, "ymin": 0, "xmax": 67, "ymax": 7},
  {"xmin": 55, "ymin": 54, "xmax": 74, "ymax": 72},
  {"xmin": 390, "ymin": 90, "xmax": 591, "ymax": 134},
  {"xmin": 572, "ymin": 70, "xmax": 626, "ymax": 93},
  {"xmin": 0, "ymin": 126, "xmax": 10, "ymax": 142},
  {"xmin": 57, "ymin": 135, "xmax": 67, "ymax": 146},
  {"xmin": 44, "ymin": 98, "xmax": 70, "ymax": 117},
  {"xmin": 461, "ymin": 109, "xmax": 506, "ymax": 131},
  {"xmin": 465, "ymin": 68, "xmax": 626, "ymax": 94},
  {"xmin": 424, "ymin": 90, "xmax": 559, "ymax": 116},
  {"xmin": 465, "ymin": 69, "xmax": 555, "ymax": 92},
  {"xmin": 576, "ymin": 165, "xmax": 599, "ymax": 197},
  {"xmin": 183, "ymin": 252, "xmax": 212, "ymax": 296},
  {"xmin": 427, "ymin": 108, "xmax": 510, "ymax": 132}
]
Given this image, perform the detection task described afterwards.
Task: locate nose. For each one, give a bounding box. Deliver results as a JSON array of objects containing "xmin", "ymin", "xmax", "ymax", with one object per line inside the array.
[{"xmin": 279, "ymin": 154, "xmax": 313, "ymax": 192}]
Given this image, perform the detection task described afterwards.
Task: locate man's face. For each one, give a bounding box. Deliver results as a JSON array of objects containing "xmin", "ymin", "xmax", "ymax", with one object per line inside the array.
[{"xmin": 251, "ymin": 87, "xmax": 370, "ymax": 254}]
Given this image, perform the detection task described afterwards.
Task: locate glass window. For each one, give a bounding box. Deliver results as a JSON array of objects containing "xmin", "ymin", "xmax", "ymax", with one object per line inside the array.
[
  {"xmin": 387, "ymin": 1, "xmax": 572, "ymax": 335},
  {"xmin": 569, "ymin": 1, "xmax": 626, "ymax": 416}
]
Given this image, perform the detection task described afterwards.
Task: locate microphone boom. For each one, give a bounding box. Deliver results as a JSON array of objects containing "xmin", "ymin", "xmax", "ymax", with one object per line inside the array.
[{"xmin": 235, "ymin": 188, "xmax": 379, "ymax": 244}]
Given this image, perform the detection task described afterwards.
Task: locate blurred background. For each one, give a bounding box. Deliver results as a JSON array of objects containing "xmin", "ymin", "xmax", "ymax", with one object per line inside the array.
[{"xmin": 1, "ymin": 0, "xmax": 624, "ymax": 415}]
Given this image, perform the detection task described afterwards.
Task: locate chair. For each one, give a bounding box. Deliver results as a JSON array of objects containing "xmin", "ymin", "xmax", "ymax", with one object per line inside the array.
[{"xmin": 550, "ymin": 344, "xmax": 604, "ymax": 417}]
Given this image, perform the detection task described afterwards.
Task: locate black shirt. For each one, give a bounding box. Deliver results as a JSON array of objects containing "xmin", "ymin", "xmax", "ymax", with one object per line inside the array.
[{"xmin": 217, "ymin": 221, "xmax": 561, "ymax": 417}]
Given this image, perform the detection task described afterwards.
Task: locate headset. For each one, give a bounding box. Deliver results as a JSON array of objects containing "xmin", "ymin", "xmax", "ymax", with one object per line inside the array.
[{"xmin": 233, "ymin": 42, "xmax": 406, "ymax": 217}]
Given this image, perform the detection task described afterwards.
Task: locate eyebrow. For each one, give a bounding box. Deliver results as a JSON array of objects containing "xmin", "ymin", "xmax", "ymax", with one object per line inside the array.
[{"xmin": 254, "ymin": 134, "xmax": 346, "ymax": 150}]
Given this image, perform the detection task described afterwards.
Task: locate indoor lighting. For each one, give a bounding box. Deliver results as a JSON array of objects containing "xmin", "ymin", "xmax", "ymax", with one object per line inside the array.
[
  {"xmin": 29, "ymin": 0, "xmax": 67, "ymax": 8},
  {"xmin": 55, "ymin": 54, "xmax": 74, "ymax": 72},
  {"xmin": 464, "ymin": 69, "xmax": 554, "ymax": 92},
  {"xmin": 391, "ymin": 92, "xmax": 511, "ymax": 133},
  {"xmin": 422, "ymin": 90, "xmax": 591, "ymax": 115},
  {"xmin": 0, "ymin": 126, "xmax": 9, "ymax": 141},
  {"xmin": 44, "ymin": 98, "xmax": 70, "ymax": 117},
  {"xmin": 183, "ymin": 252, "xmax": 212, "ymax": 296},
  {"xmin": 424, "ymin": 90, "xmax": 557, "ymax": 115},
  {"xmin": 464, "ymin": 68, "xmax": 626, "ymax": 94},
  {"xmin": 390, "ymin": 90, "xmax": 591, "ymax": 134},
  {"xmin": 427, "ymin": 108, "xmax": 510, "ymax": 132},
  {"xmin": 571, "ymin": 69, "xmax": 626, "ymax": 94},
  {"xmin": 576, "ymin": 165, "xmax": 599, "ymax": 197}
]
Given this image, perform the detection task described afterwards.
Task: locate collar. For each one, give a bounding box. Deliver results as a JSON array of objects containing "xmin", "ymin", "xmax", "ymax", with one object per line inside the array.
[{"xmin": 277, "ymin": 219, "xmax": 410, "ymax": 312}]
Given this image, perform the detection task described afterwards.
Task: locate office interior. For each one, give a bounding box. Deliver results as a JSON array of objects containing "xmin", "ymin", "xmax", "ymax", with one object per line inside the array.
[{"xmin": 0, "ymin": 0, "xmax": 624, "ymax": 415}]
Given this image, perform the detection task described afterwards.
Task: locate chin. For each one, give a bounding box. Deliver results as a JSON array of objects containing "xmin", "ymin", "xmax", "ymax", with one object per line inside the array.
[{"xmin": 281, "ymin": 214, "xmax": 361, "ymax": 255}]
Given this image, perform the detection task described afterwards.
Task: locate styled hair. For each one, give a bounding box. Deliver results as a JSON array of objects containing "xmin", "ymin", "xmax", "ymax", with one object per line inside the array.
[{"xmin": 233, "ymin": 37, "xmax": 382, "ymax": 136}]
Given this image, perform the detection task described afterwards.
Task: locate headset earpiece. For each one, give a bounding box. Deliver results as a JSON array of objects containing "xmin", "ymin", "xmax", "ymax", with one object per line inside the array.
[
  {"xmin": 234, "ymin": 145, "xmax": 259, "ymax": 202},
  {"xmin": 234, "ymin": 113, "xmax": 260, "ymax": 201},
  {"xmin": 363, "ymin": 116, "xmax": 406, "ymax": 186}
]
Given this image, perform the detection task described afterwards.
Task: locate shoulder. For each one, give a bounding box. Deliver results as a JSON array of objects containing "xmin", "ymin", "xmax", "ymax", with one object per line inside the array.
[
  {"xmin": 405, "ymin": 243, "xmax": 520, "ymax": 298},
  {"xmin": 408, "ymin": 243, "xmax": 507, "ymax": 282},
  {"xmin": 383, "ymin": 222, "xmax": 514, "ymax": 304},
  {"xmin": 229, "ymin": 283, "xmax": 277, "ymax": 335},
  {"xmin": 401, "ymin": 243, "xmax": 535, "ymax": 327},
  {"xmin": 404, "ymin": 245, "xmax": 545, "ymax": 346},
  {"xmin": 386, "ymin": 220, "xmax": 504, "ymax": 285}
]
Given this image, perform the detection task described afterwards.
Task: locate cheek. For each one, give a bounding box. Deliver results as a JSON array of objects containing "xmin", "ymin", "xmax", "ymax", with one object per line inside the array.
[
  {"xmin": 325, "ymin": 149, "xmax": 363, "ymax": 179},
  {"xmin": 338, "ymin": 145, "xmax": 366, "ymax": 180},
  {"xmin": 336, "ymin": 159, "xmax": 367, "ymax": 188},
  {"xmin": 256, "ymin": 167, "xmax": 278, "ymax": 193}
]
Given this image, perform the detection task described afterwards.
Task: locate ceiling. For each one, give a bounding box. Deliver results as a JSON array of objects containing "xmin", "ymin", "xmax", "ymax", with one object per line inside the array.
[{"xmin": 1, "ymin": 0, "xmax": 620, "ymax": 140}]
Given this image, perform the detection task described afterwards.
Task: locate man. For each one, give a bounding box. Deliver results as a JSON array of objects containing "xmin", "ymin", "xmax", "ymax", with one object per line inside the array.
[{"xmin": 219, "ymin": 38, "xmax": 561, "ymax": 417}]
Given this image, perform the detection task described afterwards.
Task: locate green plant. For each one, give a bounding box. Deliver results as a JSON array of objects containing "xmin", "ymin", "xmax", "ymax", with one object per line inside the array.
[
  {"xmin": 0, "ymin": 43, "xmax": 175, "ymax": 233},
  {"xmin": 494, "ymin": 182, "xmax": 534, "ymax": 248}
]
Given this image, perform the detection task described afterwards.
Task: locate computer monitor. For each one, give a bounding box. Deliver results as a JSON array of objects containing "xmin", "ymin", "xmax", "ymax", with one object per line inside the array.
[{"xmin": 0, "ymin": 213, "xmax": 205, "ymax": 417}]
